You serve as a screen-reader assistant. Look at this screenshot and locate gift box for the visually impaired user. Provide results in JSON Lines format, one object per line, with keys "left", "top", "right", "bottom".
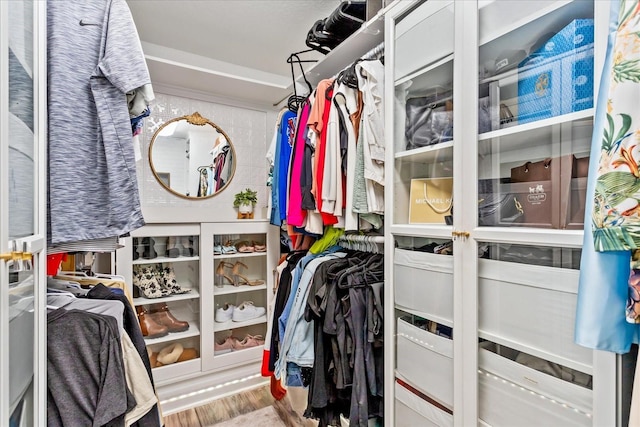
{"left": 529, "top": 19, "right": 594, "bottom": 59}
{"left": 517, "top": 44, "right": 593, "bottom": 123}
{"left": 517, "top": 19, "right": 594, "bottom": 124}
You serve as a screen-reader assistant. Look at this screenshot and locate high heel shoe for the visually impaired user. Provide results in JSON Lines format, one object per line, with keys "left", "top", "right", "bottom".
{"left": 215, "top": 262, "right": 235, "bottom": 287}
{"left": 133, "top": 266, "right": 172, "bottom": 298}
{"left": 231, "top": 261, "right": 265, "bottom": 286}
{"left": 157, "top": 266, "right": 191, "bottom": 294}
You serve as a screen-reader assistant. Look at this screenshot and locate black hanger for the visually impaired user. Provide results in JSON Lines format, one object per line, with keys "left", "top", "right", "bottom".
{"left": 286, "top": 50, "right": 316, "bottom": 113}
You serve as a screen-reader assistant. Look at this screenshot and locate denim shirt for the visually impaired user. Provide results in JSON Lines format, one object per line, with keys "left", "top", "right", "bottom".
{"left": 275, "top": 248, "right": 345, "bottom": 381}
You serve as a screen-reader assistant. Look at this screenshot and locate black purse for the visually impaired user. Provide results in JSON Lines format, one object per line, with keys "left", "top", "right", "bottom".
{"left": 478, "top": 179, "right": 524, "bottom": 226}
{"left": 405, "top": 93, "right": 453, "bottom": 150}
{"left": 478, "top": 193, "right": 524, "bottom": 226}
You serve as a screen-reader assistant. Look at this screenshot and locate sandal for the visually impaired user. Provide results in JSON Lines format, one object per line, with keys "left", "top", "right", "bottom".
{"left": 221, "top": 241, "right": 237, "bottom": 254}
{"left": 252, "top": 241, "right": 266, "bottom": 252}
{"left": 235, "top": 240, "right": 255, "bottom": 253}
{"left": 231, "top": 261, "right": 265, "bottom": 287}
{"left": 215, "top": 262, "right": 234, "bottom": 287}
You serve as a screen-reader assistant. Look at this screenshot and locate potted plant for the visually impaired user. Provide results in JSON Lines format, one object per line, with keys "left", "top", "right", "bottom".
{"left": 233, "top": 188, "right": 258, "bottom": 215}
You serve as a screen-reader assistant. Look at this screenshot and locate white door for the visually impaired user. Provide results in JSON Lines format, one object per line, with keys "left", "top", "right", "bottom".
{"left": 0, "top": 0, "right": 47, "bottom": 425}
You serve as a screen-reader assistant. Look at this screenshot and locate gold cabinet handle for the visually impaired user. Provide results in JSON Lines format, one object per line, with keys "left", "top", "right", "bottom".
{"left": 0, "top": 253, "right": 13, "bottom": 262}
{"left": 451, "top": 230, "right": 470, "bottom": 240}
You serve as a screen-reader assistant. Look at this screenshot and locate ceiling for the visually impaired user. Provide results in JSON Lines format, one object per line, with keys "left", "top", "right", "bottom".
{"left": 126, "top": 0, "right": 344, "bottom": 106}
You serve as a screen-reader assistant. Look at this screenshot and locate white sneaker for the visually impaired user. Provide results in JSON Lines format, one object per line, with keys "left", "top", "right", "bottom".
{"left": 215, "top": 303, "right": 235, "bottom": 323}
{"left": 232, "top": 301, "right": 266, "bottom": 322}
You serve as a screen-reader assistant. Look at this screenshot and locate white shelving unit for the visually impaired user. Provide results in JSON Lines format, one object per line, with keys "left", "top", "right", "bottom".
{"left": 384, "top": 1, "right": 631, "bottom": 426}
{"left": 116, "top": 221, "right": 278, "bottom": 392}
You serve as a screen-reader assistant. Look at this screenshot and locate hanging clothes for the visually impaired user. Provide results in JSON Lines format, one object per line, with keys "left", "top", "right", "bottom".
{"left": 270, "top": 110, "right": 298, "bottom": 226}
{"left": 47, "top": 308, "right": 134, "bottom": 427}
{"left": 575, "top": 0, "right": 640, "bottom": 353}
{"left": 47, "top": 0, "right": 153, "bottom": 246}
{"left": 288, "top": 97, "right": 313, "bottom": 227}
{"left": 267, "top": 235, "right": 384, "bottom": 427}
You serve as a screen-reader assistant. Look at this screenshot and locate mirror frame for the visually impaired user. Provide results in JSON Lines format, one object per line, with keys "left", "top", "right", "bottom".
{"left": 148, "top": 111, "right": 236, "bottom": 200}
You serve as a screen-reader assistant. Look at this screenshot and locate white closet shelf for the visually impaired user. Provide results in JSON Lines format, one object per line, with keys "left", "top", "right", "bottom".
{"left": 133, "top": 255, "right": 200, "bottom": 265}
{"left": 478, "top": 330, "right": 593, "bottom": 375}
{"left": 478, "top": 0, "right": 592, "bottom": 62}
{"left": 214, "top": 315, "right": 267, "bottom": 332}
{"left": 133, "top": 290, "right": 200, "bottom": 307}
{"left": 151, "top": 358, "right": 201, "bottom": 383}
{"left": 390, "top": 224, "right": 453, "bottom": 240}
{"left": 471, "top": 227, "right": 584, "bottom": 248}
{"left": 395, "top": 141, "right": 454, "bottom": 163}
{"left": 394, "top": 305, "right": 453, "bottom": 329}
{"left": 296, "top": 11, "right": 385, "bottom": 88}
{"left": 214, "top": 283, "right": 267, "bottom": 296}
{"left": 214, "top": 345, "right": 262, "bottom": 360}
{"left": 144, "top": 323, "right": 200, "bottom": 346}
{"left": 213, "top": 252, "right": 267, "bottom": 260}
{"left": 477, "top": 109, "right": 594, "bottom": 142}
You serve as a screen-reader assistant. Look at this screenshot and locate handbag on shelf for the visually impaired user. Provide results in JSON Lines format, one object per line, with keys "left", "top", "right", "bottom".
{"left": 405, "top": 93, "right": 453, "bottom": 150}
{"left": 478, "top": 179, "right": 524, "bottom": 226}
{"left": 409, "top": 177, "right": 453, "bottom": 224}
{"left": 478, "top": 193, "right": 524, "bottom": 226}
{"left": 508, "top": 155, "right": 575, "bottom": 228}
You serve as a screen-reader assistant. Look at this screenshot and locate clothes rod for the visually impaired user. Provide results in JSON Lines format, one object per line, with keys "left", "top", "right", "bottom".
{"left": 339, "top": 234, "right": 385, "bottom": 243}
{"left": 362, "top": 42, "right": 384, "bottom": 61}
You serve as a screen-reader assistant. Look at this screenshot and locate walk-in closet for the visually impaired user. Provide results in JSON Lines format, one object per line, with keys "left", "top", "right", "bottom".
{"left": 3, "top": 0, "right": 640, "bottom": 426}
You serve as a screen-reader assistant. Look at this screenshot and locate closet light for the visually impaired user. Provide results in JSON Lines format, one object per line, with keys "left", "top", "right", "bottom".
{"left": 477, "top": 368, "right": 592, "bottom": 419}
{"left": 397, "top": 331, "right": 438, "bottom": 350}
{"left": 159, "top": 373, "right": 263, "bottom": 405}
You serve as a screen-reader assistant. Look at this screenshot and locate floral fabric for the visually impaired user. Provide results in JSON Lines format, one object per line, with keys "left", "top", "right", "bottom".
{"left": 591, "top": 0, "right": 640, "bottom": 323}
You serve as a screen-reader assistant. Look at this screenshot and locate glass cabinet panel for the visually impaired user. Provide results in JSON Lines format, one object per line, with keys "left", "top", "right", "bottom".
{"left": 212, "top": 232, "right": 268, "bottom": 366}
{"left": 393, "top": 0, "right": 455, "bottom": 227}
{"left": 477, "top": 0, "right": 594, "bottom": 231}
{"left": 4, "top": 0, "right": 38, "bottom": 424}
{"left": 130, "top": 231, "right": 202, "bottom": 382}
{"left": 477, "top": 1, "right": 596, "bottom": 425}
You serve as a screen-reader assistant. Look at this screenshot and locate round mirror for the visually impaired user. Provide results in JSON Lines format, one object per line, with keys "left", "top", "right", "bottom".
{"left": 149, "top": 112, "right": 236, "bottom": 199}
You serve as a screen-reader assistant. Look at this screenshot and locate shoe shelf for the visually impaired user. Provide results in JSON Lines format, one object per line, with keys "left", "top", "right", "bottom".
{"left": 213, "top": 252, "right": 266, "bottom": 260}
{"left": 144, "top": 322, "right": 201, "bottom": 346}
{"left": 133, "top": 290, "right": 201, "bottom": 307}
{"left": 214, "top": 283, "right": 267, "bottom": 296}
{"left": 133, "top": 255, "right": 200, "bottom": 265}
{"left": 150, "top": 358, "right": 201, "bottom": 384}
{"left": 214, "top": 346, "right": 262, "bottom": 358}
{"left": 213, "top": 315, "right": 267, "bottom": 332}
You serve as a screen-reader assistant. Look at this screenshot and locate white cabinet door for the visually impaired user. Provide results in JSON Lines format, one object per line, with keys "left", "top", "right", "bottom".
{"left": 0, "top": 0, "right": 47, "bottom": 425}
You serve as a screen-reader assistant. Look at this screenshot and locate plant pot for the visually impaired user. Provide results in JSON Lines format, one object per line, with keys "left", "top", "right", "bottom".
{"left": 238, "top": 203, "right": 254, "bottom": 214}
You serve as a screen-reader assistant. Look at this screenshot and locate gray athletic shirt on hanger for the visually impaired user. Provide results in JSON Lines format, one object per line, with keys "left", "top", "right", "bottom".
{"left": 47, "top": 0, "right": 152, "bottom": 245}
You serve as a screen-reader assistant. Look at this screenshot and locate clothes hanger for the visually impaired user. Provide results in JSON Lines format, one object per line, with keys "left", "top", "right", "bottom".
{"left": 286, "top": 52, "right": 315, "bottom": 113}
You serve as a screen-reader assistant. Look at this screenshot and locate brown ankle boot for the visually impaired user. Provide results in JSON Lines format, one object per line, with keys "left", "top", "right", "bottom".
{"left": 148, "top": 303, "right": 190, "bottom": 333}
{"left": 136, "top": 305, "right": 169, "bottom": 338}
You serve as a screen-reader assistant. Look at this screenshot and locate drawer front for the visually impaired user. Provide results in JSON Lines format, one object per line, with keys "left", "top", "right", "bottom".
{"left": 478, "top": 259, "right": 592, "bottom": 371}
{"left": 394, "top": 249, "right": 453, "bottom": 324}
{"left": 397, "top": 318, "right": 453, "bottom": 407}
{"left": 395, "top": 382, "right": 453, "bottom": 427}
{"left": 479, "top": 347, "right": 592, "bottom": 427}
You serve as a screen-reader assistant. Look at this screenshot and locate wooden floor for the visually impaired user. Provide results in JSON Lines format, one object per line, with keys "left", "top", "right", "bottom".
{"left": 163, "top": 385, "right": 311, "bottom": 427}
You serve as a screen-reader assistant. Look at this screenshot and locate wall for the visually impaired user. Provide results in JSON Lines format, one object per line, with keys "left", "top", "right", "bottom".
{"left": 137, "top": 90, "right": 276, "bottom": 223}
